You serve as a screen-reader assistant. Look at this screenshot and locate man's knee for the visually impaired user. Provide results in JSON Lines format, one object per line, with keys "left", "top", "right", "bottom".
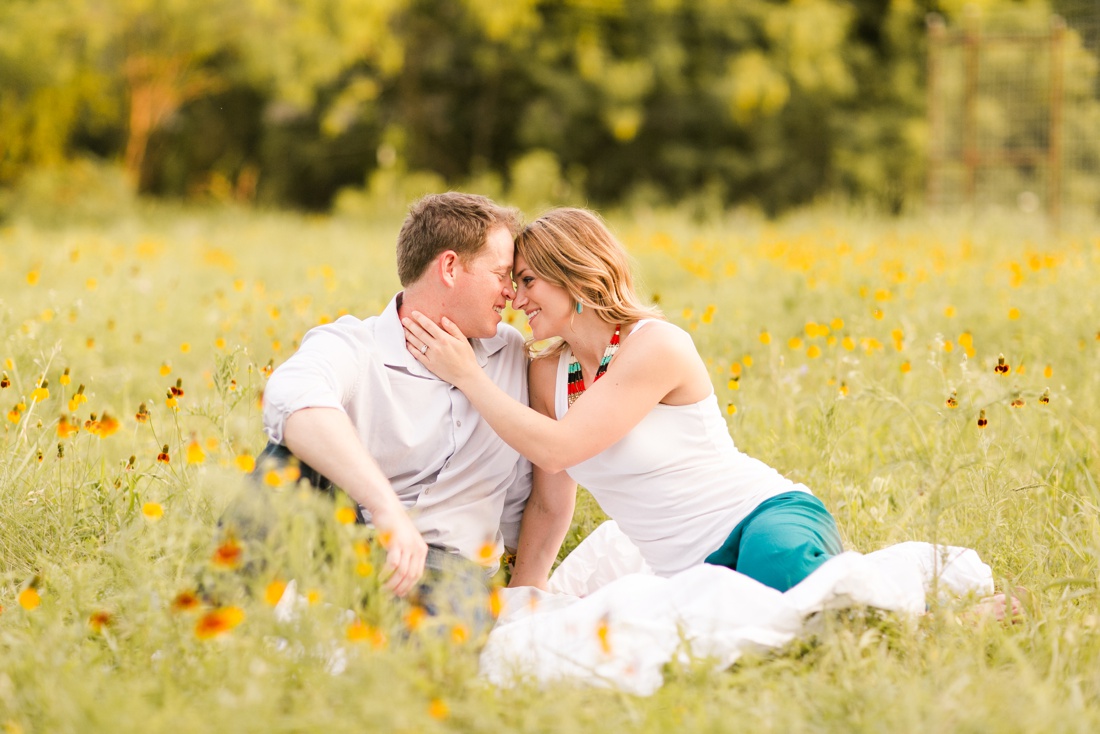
{"left": 250, "top": 442, "right": 332, "bottom": 491}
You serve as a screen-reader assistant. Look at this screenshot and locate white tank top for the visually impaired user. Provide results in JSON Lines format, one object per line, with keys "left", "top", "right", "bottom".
{"left": 555, "top": 320, "right": 810, "bottom": 576}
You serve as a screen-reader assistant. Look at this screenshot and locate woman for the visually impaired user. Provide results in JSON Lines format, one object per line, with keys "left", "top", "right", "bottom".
{"left": 402, "top": 207, "right": 844, "bottom": 593}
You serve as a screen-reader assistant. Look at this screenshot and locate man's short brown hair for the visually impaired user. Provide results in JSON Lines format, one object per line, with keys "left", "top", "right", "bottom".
{"left": 396, "top": 193, "right": 522, "bottom": 286}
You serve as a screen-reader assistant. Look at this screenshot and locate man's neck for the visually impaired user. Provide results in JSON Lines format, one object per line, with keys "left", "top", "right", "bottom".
{"left": 396, "top": 287, "right": 442, "bottom": 326}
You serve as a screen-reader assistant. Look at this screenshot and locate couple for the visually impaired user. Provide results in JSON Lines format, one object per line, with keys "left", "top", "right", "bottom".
{"left": 260, "top": 192, "right": 841, "bottom": 611}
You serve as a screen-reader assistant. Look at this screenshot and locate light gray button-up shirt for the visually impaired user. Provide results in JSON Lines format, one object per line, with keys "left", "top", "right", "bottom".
{"left": 262, "top": 294, "right": 532, "bottom": 564}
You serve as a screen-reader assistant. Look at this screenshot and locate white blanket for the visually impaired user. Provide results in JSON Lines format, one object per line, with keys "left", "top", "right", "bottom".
{"left": 480, "top": 521, "right": 994, "bottom": 695}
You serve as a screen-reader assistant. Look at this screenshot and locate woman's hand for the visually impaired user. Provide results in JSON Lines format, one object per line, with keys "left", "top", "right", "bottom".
{"left": 403, "top": 312, "right": 481, "bottom": 387}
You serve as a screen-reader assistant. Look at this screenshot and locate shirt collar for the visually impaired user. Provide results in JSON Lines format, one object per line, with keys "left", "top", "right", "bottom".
{"left": 377, "top": 293, "right": 509, "bottom": 372}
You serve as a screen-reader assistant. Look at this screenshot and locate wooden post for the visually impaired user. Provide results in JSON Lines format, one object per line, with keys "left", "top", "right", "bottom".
{"left": 926, "top": 14, "right": 946, "bottom": 211}
{"left": 962, "top": 8, "right": 981, "bottom": 209}
{"left": 1048, "top": 16, "right": 1066, "bottom": 232}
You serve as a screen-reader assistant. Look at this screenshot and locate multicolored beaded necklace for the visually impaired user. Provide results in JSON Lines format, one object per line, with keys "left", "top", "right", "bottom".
{"left": 566, "top": 325, "right": 621, "bottom": 406}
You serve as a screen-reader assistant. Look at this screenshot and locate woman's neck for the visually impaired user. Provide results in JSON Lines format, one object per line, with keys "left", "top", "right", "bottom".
{"left": 564, "top": 319, "right": 621, "bottom": 374}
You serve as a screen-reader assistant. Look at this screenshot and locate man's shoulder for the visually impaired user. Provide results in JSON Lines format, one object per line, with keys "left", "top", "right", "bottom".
{"left": 483, "top": 321, "right": 528, "bottom": 357}
{"left": 287, "top": 313, "right": 392, "bottom": 369}
{"left": 496, "top": 321, "right": 526, "bottom": 345}
{"left": 300, "top": 313, "right": 377, "bottom": 343}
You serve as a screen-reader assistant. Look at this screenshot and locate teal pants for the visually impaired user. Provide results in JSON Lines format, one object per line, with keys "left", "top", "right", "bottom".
{"left": 704, "top": 491, "right": 843, "bottom": 592}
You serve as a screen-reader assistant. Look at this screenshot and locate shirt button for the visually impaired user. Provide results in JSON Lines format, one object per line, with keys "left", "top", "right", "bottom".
{"left": 456, "top": 420, "right": 462, "bottom": 427}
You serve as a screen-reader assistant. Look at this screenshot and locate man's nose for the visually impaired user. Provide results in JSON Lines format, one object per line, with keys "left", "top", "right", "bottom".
{"left": 503, "top": 280, "right": 517, "bottom": 300}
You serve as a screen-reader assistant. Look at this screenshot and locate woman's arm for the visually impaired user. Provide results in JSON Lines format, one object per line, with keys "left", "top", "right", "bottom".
{"left": 509, "top": 465, "right": 577, "bottom": 589}
{"left": 403, "top": 314, "right": 704, "bottom": 473}
{"left": 508, "top": 358, "right": 577, "bottom": 588}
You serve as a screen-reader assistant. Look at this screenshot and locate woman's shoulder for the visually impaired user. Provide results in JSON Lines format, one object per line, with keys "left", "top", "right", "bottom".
{"left": 623, "top": 318, "right": 695, "bottom": 355}
{"left": 527, "top": 350, "right": 563, "bottom": 415}
{"left": 618, "top": 318, "right": 708, "bottom": 393}
{"left": 529, "top": 350, "right": 562, "bottom": 380}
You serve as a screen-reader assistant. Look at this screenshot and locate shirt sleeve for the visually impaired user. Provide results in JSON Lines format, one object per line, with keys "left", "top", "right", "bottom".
{"left": 262, "top": 322, "right": 364, "bottom": 445}
{"left": 494, "top": 326, "right": 534, "bottom": 549}
{"left": 498, "top": 456, "right": 532, "bottom": 550}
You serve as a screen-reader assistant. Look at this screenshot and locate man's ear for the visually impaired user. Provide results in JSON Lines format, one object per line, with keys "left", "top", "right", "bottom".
{"left": 436, "top": 250, "right": 460, "bottom": 288}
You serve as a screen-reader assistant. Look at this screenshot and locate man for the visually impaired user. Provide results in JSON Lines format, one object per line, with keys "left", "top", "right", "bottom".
{"left": 257, "top": 193, "right": 531, "bottom": 600}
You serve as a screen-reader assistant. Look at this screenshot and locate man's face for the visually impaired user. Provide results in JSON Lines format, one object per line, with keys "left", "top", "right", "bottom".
{"left": 446, "top": 225, "right": 517, "bottom": 339}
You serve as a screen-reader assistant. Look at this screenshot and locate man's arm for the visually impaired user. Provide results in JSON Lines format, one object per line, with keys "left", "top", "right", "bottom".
{"left": 283, "top": 407, "right": 427, "bottom": 597}
{"left": 262, "top": 324, "right": 428, "bottom": 597}
{"left": 508, "top": 465, "right": 576, "bottom": 589}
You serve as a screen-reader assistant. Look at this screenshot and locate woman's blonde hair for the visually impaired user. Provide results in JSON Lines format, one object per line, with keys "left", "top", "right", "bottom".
{"left": 515, "top": 207, "right": 664, "bottom": 358}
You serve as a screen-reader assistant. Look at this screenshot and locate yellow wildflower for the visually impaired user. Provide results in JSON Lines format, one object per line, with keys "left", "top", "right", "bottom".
{"left": 171, "top": 590, "right": 202, "bottom": 613}
{"left": 194, "top": 606, "right": 245, "bottom": 640}
{"left": 488, "top": 587, "right": 503, "bottom": 619}
{"left": 186, "top": 439, "right": 205, "bottom": 465}
{"left": 18, "top": 587, "right": 41, "bottom": 611}
{"left": 88, "top": 611, "right": 113, "bottom": 633}
{"left": 30, "top": 380, "right": 48, "bottom": 403}
{"left": 264, "top": 580, "right": 287, "bottom": 606}
{"left": 68, "top": 384, "right": 88, "bottom": 412}
{"left": 211, "top": 536, "right": 243, "bottom": 570}
{"left": 57, "top": 415, "right": 79, "bottom": 439}
{"left": 428, "top": 699, "right": 449, "bottom": 721}
{"left": 346, "top": 620, "right": 387, "bottom": 648}
{"left": 404, "top": 606, "right": 427, "bottom": 632}
{"left": 596, "top": 614, "right": 612, "bottom": 654}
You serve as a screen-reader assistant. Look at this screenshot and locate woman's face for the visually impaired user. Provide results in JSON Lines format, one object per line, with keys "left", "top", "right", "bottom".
{"left": 510, "top": 252, "right": 573, "bottom": 340}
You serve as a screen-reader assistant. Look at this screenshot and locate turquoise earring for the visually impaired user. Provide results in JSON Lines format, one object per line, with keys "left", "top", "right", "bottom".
{"left": 575, "top": 302, "right": 583, "bottom": 314}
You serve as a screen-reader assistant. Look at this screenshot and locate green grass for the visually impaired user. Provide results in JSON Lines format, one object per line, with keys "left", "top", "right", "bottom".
{"left": 1, "top": 202, "right": 1099, "bottom": 732}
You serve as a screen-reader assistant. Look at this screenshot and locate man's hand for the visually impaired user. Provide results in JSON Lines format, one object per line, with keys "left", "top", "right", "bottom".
{"left": 283, "top": 408, "right": 429, "bottom": 598}
{"left": 372, "top": 504, "right": 429, "bottom": 597}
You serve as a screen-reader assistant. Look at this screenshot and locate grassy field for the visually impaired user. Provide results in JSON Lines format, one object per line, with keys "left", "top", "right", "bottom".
{"left": 1, "top": 202, "right": 1099, "bottom": 732}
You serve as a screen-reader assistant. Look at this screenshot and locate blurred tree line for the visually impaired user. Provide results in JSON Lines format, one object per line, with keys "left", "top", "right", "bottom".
{"left": 0, "top": 0, "right": 1094, "bottom": 215}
